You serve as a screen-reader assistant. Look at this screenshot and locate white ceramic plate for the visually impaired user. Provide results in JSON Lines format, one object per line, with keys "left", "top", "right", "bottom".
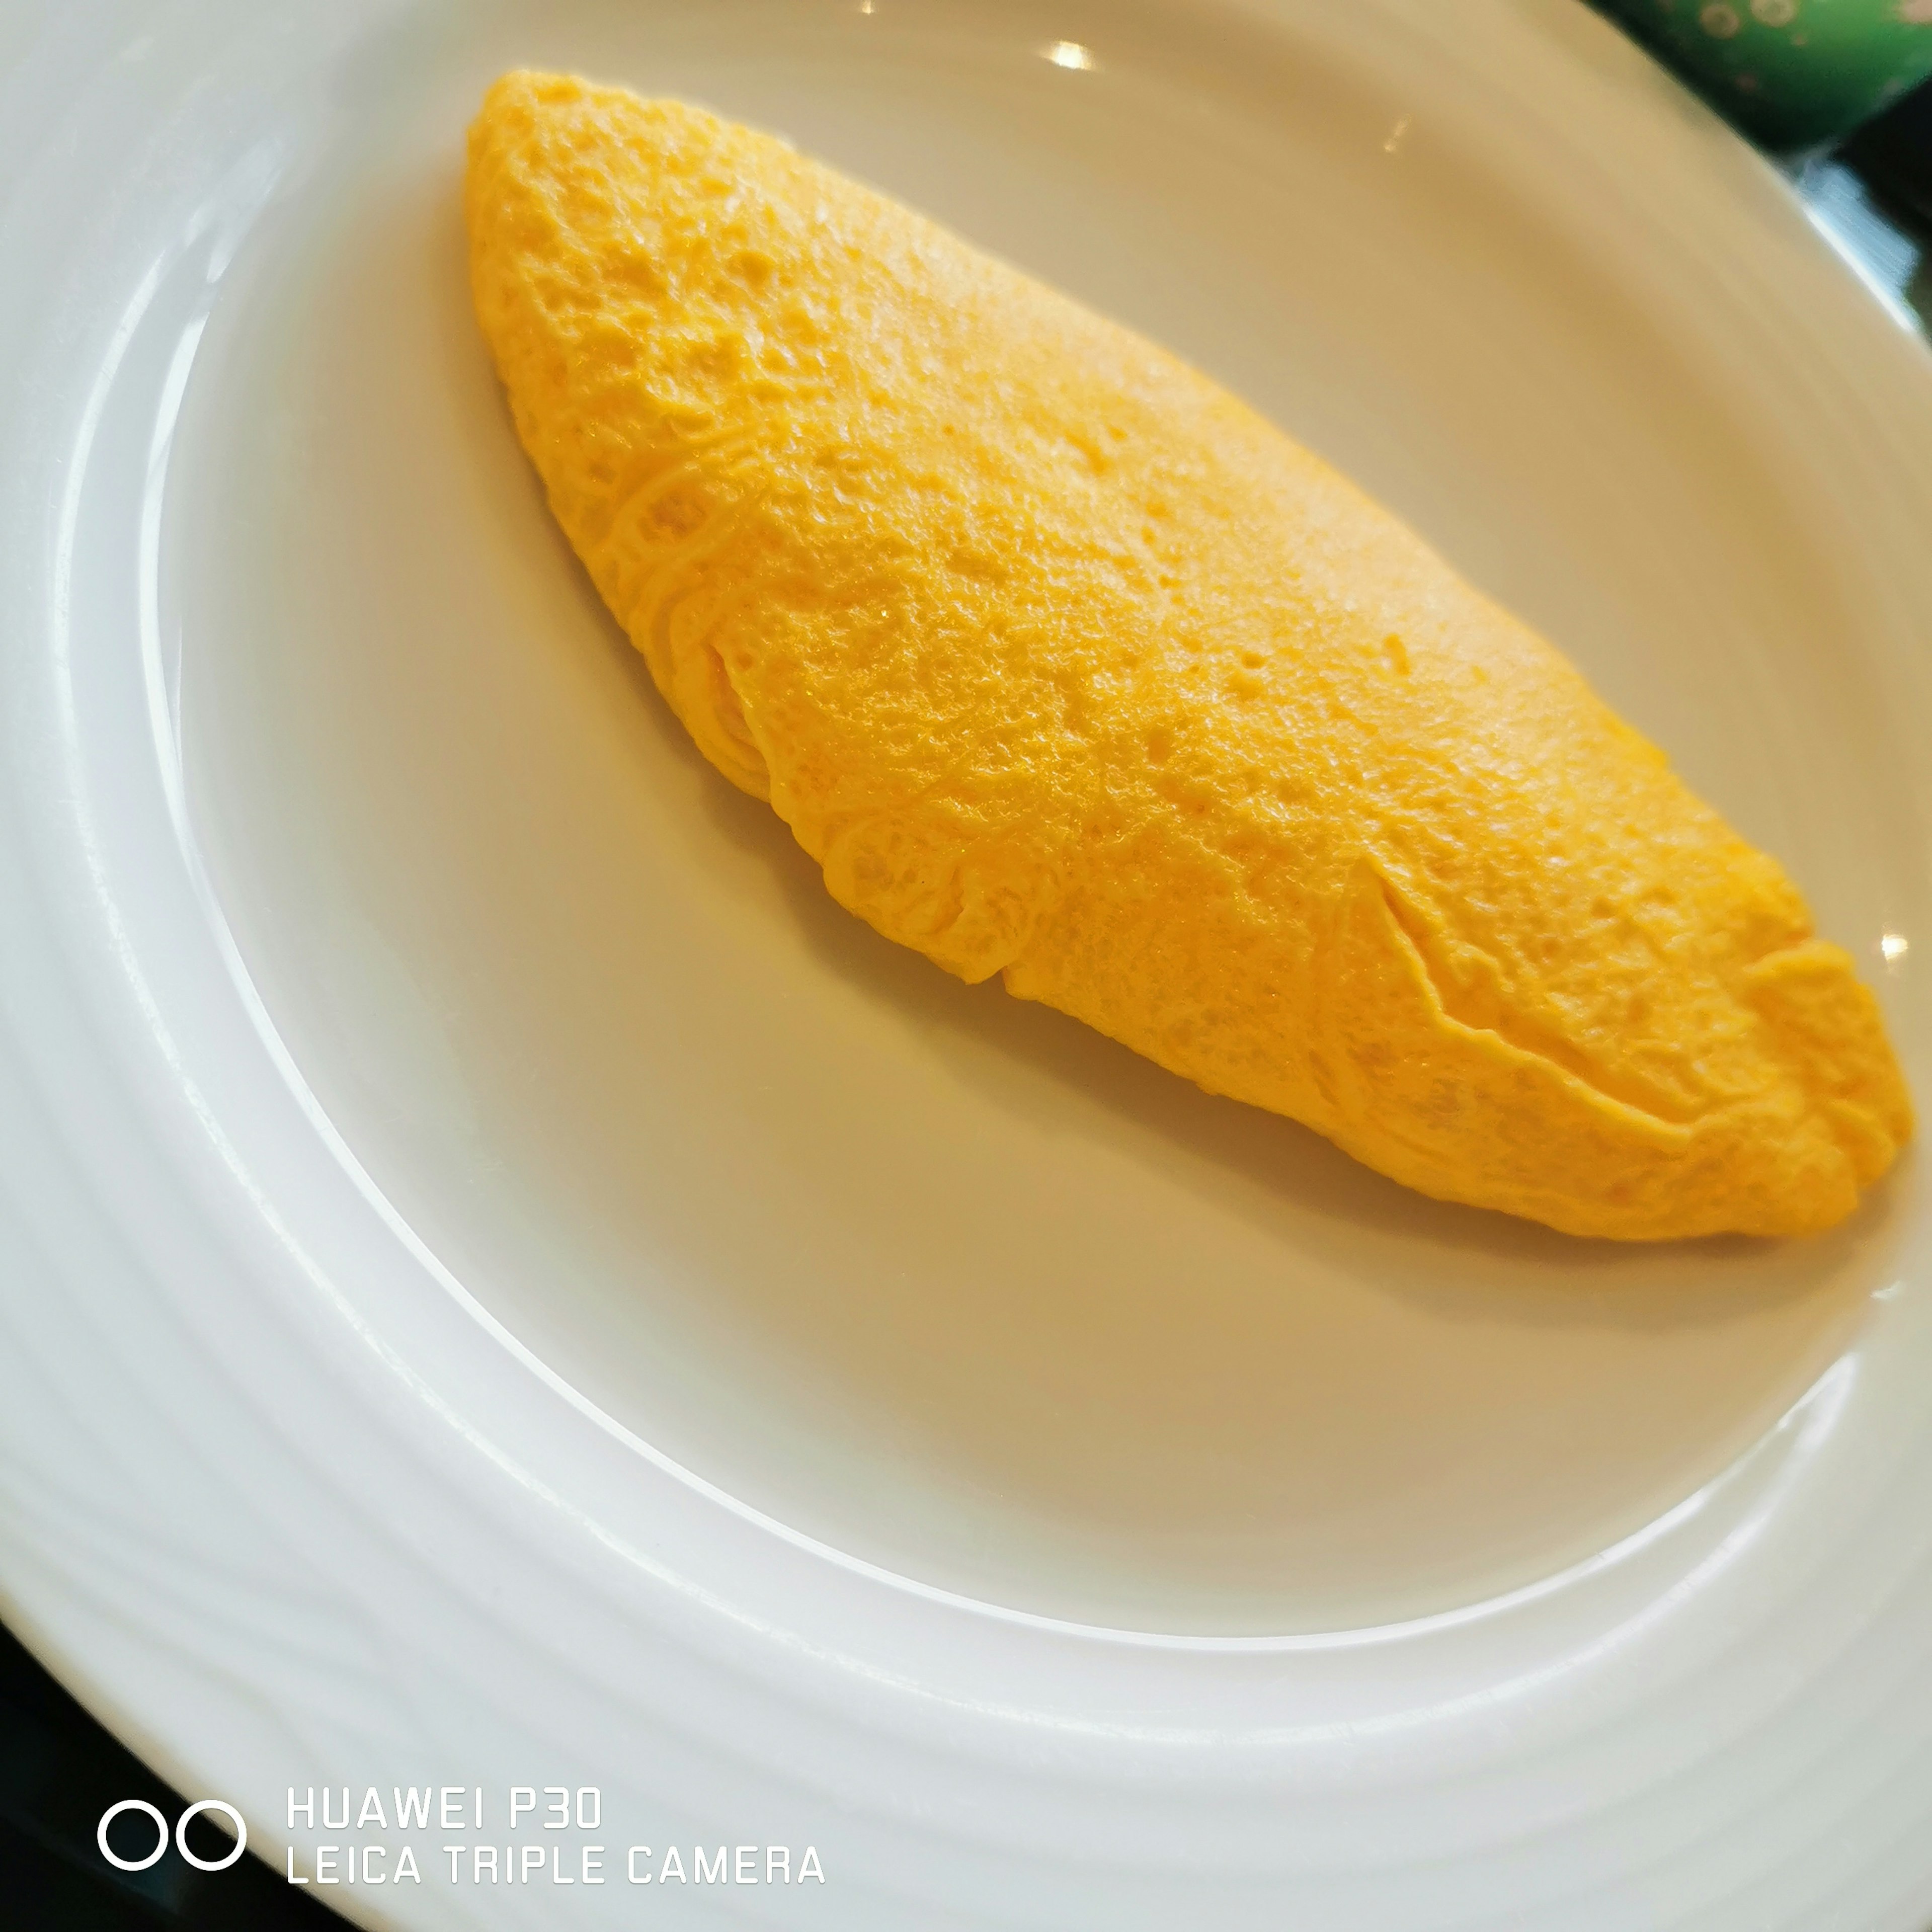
{"left": 4, "top": 1, "right": 1930, "bottom": 1925}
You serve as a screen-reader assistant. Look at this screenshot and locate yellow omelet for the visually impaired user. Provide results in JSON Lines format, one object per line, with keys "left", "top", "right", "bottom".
{"left": 465, "top": 71, "right": 1911, "bottom": 1240}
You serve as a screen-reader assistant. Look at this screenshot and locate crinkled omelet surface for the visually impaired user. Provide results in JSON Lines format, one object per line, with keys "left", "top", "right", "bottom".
{"left": 466, "top": 71, "right": 1911, "bottom": 1239}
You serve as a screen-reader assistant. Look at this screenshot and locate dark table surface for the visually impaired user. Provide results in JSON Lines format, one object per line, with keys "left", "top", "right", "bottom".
{"left": 4, "top": 58, "right": 1928, "bottom": 1932}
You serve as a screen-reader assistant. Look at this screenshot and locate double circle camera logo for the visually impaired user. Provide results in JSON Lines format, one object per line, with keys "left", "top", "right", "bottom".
{"left": 97, "top": 1798, "right": 247, "bottom": 1873}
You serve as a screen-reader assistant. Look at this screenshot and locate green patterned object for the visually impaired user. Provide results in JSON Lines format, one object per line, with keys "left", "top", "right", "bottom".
{"left": 1594, "top": 0, "right": 1932, "bottom": 148}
